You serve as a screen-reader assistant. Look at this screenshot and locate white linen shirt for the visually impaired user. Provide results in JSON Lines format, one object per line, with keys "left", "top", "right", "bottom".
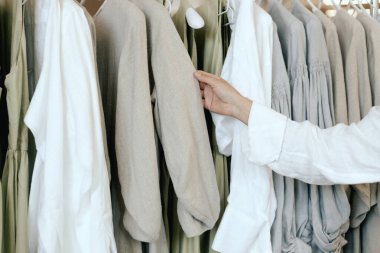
{"left": 25, "top": 1, "right": 116, "bottom": 252}
{"left": 248, "top": 104, "right": 380, "bottom": 185}
{"left": 212, "top": 0, "right": 275, "bottom": 252}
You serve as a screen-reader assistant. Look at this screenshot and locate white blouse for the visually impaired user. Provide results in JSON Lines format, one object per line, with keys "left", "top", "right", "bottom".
{"left": 25, "top": 1, "right": 116, "bottom": 252}
{"left": 247, "top": 103, "right": 380, "bottom": 185}
{"left": 212, "top": 0, "right": 275, "bottom": 252}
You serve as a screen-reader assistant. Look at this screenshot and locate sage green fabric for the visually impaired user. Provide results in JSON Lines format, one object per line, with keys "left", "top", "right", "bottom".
{"left": 194, "top": 1, "right": 229, "bottom": 253}
{"left": 1, "top": 0, "right": 29, "bottom": 253}
{"left": 169, "top": 1, "right": 229, "bottom": 253}
{"left": 168, "top": 1, "right": 201, "bottom": 252}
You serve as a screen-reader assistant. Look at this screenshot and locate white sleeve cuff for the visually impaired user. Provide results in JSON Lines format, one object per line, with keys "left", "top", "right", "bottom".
{"left": 243, "top": 103, "right": 288, "bottom": 165}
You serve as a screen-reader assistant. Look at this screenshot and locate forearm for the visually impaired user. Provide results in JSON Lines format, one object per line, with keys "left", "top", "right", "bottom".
{"left": 246, "top": 103, "right": 380, "bottom": 185}
{"left": 230, "top": 95, "right": 253, "bottom": 125}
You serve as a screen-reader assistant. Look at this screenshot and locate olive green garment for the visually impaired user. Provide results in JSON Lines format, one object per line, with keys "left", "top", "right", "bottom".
{"left": 194, "top": 1, "right": 229, "bottom": 253}
{"left": 171, "top": 0, "right": 198, "bottom": 67}
{"left": 167, "top": 1, "right": 202, "bottom": 252}
{"left": 23, "top": 0, "right": 37, "bottom": 193}
{"left": 2, "top": 0, "right": 29, "bottom": 253}
{"left": 169, "top": 1, "right": 229, "bottom": 253}
{"left": 0, "top": 0, "right": 9, "bottom": 172}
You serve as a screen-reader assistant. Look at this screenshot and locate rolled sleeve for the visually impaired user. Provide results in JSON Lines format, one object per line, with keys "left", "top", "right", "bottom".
{"left": 245, "top": 103, "right": 288, "bottom": 165}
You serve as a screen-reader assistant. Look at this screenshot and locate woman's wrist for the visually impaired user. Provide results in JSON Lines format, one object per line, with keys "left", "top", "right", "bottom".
{"left": 231, "top": 95, "right": 253, "bottom": 125}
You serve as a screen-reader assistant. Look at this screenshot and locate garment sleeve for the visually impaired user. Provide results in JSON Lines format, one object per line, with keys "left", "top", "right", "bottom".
{"left": 151, "top": 12, "right": 220, "bottom": 237}
{"left": 115, "top": 13, "right": 162, "bottom": 242}
{"left": 247, "top": 103, "right": 380, "bottom": 185}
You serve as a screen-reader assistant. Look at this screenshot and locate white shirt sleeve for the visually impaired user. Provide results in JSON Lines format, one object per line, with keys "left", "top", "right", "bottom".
{"left": 247, "top": 103, "right": 380, "bottom": 185}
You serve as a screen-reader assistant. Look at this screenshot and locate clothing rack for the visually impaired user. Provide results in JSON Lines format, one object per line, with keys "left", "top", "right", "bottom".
{"left": 302, "top": 0, "right": 379, "bottom": 14}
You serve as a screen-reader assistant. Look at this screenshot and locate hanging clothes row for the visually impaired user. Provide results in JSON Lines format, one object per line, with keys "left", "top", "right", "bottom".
{"left": 206, "top": 0, "right": 380, "bottom": 252}
{"left": 18, "top": 0, "right": 220, "bottom": 252}
{"left": 1, "top": 0, "right": 380, "bottom": 253}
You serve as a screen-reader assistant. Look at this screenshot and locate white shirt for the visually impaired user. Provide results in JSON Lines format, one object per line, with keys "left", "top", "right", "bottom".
{"left": 212, "top": 0, "right": 275, "bottom": 252}
{"left": 25, "top": 1, "right": 116, "bottom": 252}
{"left": 247, "top": 103, "right": 380, "bottom": 185}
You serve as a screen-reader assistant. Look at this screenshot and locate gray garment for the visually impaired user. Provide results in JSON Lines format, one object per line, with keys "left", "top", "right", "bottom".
{"left": 94, "top": 0, "right": 161, "bottom": 251}
{"left": 333, "top": 10, "right": 373, "bottom": 253}
{"left": 357, "top": 13, "right": 380, "bottom": 106}
{"left": 267, "top": 1, "right": 310, "bottom": 252}
{"left": 268, "top": 0, "right": 309, "bottom": 122}
{"left": 314, "top": 10, "right": 348, "bottom": 125}
{"left": 356, "top": 12, "right": 380, "bottom": 253}
{"left": 290, "top": 7, "right": 350, "bottom": 253}
{"left": 289, "top": 3, "right": 350, "bottom": 253}
{"left": 132, "top": 0, "right": 220, "bottom": 237}
{"left": 361, "top": 185, "right": 380, "bottom": 253}
{"left": 290, "top": 0, "right": 333, "bottom": 128}
{"left": 270, "top": 23, "right": 295, "bottom": 253}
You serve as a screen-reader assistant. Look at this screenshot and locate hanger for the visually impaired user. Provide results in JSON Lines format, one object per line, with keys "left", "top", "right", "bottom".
{"left": 331, "top": 0, "right": 341, "bottom": 10}
{"left": 306, "top": 0, "right": 318, "bottom": 12}
{"left": 317, "top": 0, "right": 323, "bottom": 10}
{"left": 358, "top": 0, "right": 366, "bottom": 10}
{"left": 166, "top": 0, "right": 180, "bottom": 16}
{"left": 218, "top": 0, "right": 235, "bottom": 26}
{"left": 346, "top": 0, "right": 360, "bottom": 12}
{"left": 358, "top": 0, "right": 373, "bottom": 15}
{"left": 218, "top": 0, "right": 231, "bottom": 16}
{"left": 166, "top": 0, "right": 173, "bottom": 14}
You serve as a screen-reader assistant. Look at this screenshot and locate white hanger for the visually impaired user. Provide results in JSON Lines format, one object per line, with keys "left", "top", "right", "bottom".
{"left": 364, "top": 0, "right": 374, "bottom": 9}
{"left": 166, "top": 0, "right": 173, "bottom": 14}
{"left": 317, "top": 0, "right": 323, "bottom": 9}
{"left": 331, "top": 0, "right": 341, "bottom": 10}
{"left": 218, "top": 0, "right": 235, "bottom": 26}
{"left": 166, "top": 0, "right": 181, "bottom": 17}
{"left": 306, "top": 0, "right": 318, "bottom": 12}
{"left": 94, "top": 0, "right": 107, "bottom": 17}
{"left": 185, "top": 8, "right": 205, "bottom": 29}
{"left": 348, "top": 0, "right": 361, "bottom": 13}
{"left": 358, "top": 0, "right": 372, "bottom": 14}
{"left": 218, "top": 0, "right": 231, "bottom": 16}
{"left": 358, "top": 0, "right": 366, "bottom": 10}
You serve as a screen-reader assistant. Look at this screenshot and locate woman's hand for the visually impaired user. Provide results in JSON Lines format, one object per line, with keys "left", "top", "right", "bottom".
{"left": 194, "top": 70, "right": 253, "bottom": 125}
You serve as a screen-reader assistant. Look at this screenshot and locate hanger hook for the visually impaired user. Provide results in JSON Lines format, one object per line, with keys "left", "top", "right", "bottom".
{"left": 218, "top": 0, "right": 231, "bottom": 16}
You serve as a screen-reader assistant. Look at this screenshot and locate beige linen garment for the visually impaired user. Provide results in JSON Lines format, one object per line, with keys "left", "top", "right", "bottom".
{"left": 132, "top": 0, "right": 220, "bottom": 240}
{"left": 94, "top": 1, "right": 161, "bottom": 252}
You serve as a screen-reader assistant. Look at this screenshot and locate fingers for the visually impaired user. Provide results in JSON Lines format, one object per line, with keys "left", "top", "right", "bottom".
{"left": 194, "top": 70, "right": 220, "bottom": 86}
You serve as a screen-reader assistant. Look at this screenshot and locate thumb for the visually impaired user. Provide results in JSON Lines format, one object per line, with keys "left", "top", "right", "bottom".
{"left": 194, "top": 71, "right": 220, "bottom": 88}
